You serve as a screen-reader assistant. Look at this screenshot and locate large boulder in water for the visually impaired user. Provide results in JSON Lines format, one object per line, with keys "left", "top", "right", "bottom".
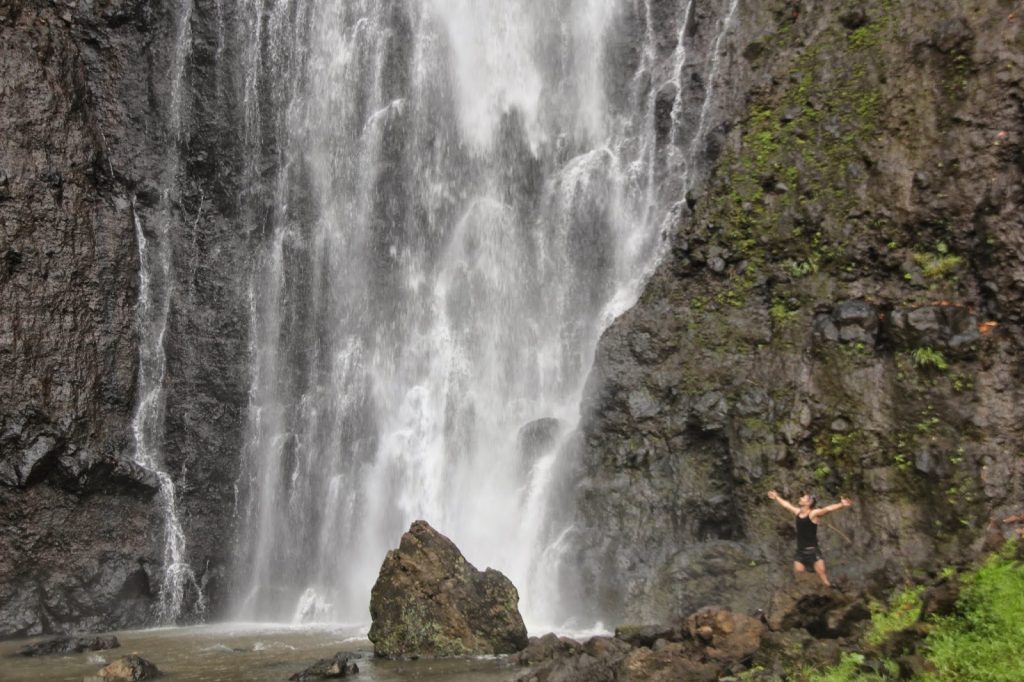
{"left": 368, "top": 520, "right": 528, "bottom": 658}
{"left": 83, "top": 655, "right": 160, "bottom": 681}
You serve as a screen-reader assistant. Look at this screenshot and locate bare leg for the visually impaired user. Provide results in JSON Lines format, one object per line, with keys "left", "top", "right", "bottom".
{"left": 813, "top": 559, "right": 830, "bottom": 587}
{"left": 793, "top": 561, "right": 806, "bottom": 576}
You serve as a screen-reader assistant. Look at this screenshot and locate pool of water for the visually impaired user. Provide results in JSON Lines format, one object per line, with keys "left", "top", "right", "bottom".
{"left": 0, "top": 624, "right": 518, "bottom": 681}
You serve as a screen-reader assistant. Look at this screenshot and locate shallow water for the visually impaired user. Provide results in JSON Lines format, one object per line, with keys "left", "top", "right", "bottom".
{"left": 0, "top": 624, "right": 516, "bottom": 681}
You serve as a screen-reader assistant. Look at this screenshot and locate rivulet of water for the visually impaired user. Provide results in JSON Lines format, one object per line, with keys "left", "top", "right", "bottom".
{"left": 128, "top": 0, "right": 204, "bottom": 624}
{"left": 229, "top": 0, "right": 740, "bottom": 630}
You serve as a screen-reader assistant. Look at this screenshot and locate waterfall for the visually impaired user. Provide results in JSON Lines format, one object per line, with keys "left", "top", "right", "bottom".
{"left": 230, "top": 0, "right": 739, "bottom": 629}
{"left": 129, "top": 0, "right": 204, "bottom": 624}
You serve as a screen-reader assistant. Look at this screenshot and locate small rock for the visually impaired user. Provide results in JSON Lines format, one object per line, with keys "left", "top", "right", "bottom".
{"left": 839, "top": 9, "right": 869, "bottom": 30}
{"left": 83, "top": 655, "right": 160, "bottom": 681}
{"left": 613, "top": 624, "right": 679, "bottom": 649}
{"left": 686, "top": 606, "right": 765, "bottom": 662}
{"left": 919, "top": 578, "right": 960, "bottom": 619}
{"left": 514, "top": 633, "right": 581, "bottom": 665}
{"left": 767, "top": 573, "right": 849, "bottom": 633}
{"left": 898, "top": 653, "right": 939, "bottom": 678}
{"left": 932, "top": 17, "right": 973, "bottom": 53}
{"left": 824, "top": 599, "right": 871, "bottom": 637}
{"left": 0, "top": 435, "right": 57, "bottom": 487}
{"left": 621, "top": 642, "right": 721, "bottom": 682}
{"left": 692, "top": 392, "right": 729, "bottom": 432}
{"left": 876, "top": 623, "right": 930, "bottom": 659}
{"left": 582, "top": 635, "right": 631, "bottom": 660}
{"left": 832, "top": 300, "right": 878, "bottom": 346}
{"left": 289, "top": 652, "right": 359, "bottom": 680}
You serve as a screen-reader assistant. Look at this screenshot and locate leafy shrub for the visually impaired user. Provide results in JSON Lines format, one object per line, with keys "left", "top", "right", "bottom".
{"left": 913, "top": 242, "right": 962, "bottom": 280}
{"left": 803, "top": 652, "right": 895, "bottom": 682}
{"left": 911, "top": 347, "right": 948, "bottom": 370}
{"left": 865, "top": 584, "right": 924, "bottom": 645}
{"left": 920, "top": 546, "right": 1024, "bottom": 681}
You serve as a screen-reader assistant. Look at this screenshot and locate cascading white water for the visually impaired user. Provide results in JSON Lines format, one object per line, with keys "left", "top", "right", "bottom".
{"left": 232, "top": 0, "right": 739, "bottom": 630}
{"left": 128, "top": 0, "right": 204, "bottom": 624}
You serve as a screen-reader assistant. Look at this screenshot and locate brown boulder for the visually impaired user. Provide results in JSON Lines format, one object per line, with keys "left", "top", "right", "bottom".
{"left": 368, "top": 520, "right": 528, "bottom": 658}
{"left": 83, "top": 655, "right": 160, "bottom": 681}
{"left": 619, "top": 642, "right": 720, "bottom": 682}
{"left": 686, "top": 606, "right": 765, "bottom": 662}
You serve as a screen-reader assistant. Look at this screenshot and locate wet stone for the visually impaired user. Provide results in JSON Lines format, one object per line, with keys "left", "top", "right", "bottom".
{"left": 17, "top": 635, "right": 120, "bottom": 657}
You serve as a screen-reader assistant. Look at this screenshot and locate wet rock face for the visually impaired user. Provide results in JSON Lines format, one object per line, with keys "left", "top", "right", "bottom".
{"left": 0, "top": 0, "right": 166, "bottom": 638}
{"left": 571, "top": 0, "right": 1024, "bottom": 625}
{"left": 368, "top": 520, "right": 528, "bottom": 658}
{"left": 0, "top": 0, "right": 249, "bottom": 635}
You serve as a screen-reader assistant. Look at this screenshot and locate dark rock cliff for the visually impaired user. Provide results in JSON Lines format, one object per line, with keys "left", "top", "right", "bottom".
{"left": 0, "top": 1, "right": 250, "bottom": 636}
{"left": 2, "top": 0, "right": 1022, "bottom": 640}
{"left": 571, "top": 0, "right": 1024, "bottom": 624}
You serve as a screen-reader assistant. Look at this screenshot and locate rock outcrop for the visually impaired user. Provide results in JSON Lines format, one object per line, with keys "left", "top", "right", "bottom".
{"left": 515, "top": 578, "right": 882, "bottom": 681}
{"left": 368, "top": 520, "right": 528, "bottom": 658}
{"left": 569, "top": 0, "right": 1024, "bottom": 625}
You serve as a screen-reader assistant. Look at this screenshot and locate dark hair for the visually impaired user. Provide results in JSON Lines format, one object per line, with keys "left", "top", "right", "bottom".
{"left": 806, "top": 493, "right": 818, "bottom": 508}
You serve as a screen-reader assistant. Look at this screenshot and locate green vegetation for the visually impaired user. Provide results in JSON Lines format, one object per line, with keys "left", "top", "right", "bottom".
{"left": 770, "top": 297, "right": 800, "bottom": 325}
{"left": 701, "top": 7, "right": 894, "bottom": 311}
{"left": 921, "top": 547, "right": 1024, "bottom": 681}
{"left": 803, "top": 544, "right": 1024, "bottom": 681}
{"left": 804, "top": 652, "right": 896, "bottom": 682}
{"left": 865, "top": 584, "right": 924, "bottom": 645}
{"left": 911, "top": 347, "right": 949, "bottom": 371}
{"left": 912, "top": 242, "right": 962, "bottom": 281}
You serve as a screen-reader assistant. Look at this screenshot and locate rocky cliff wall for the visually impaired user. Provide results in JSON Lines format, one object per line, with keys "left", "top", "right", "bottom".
{"left": 571, "top": 0, "right": 1024, "bottom": 624}
{"left": 0, "top": 0, "right": 251, "bottom": 636}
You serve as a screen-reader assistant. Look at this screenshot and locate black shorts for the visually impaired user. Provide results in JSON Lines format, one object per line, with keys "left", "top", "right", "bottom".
{"left": 794, "top": 546, "right": 823, "bottom": 570}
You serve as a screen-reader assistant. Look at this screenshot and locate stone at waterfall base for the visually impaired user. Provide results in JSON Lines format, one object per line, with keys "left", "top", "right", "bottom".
{"left": 83, "top": 655, "right": 160, "bottom": 681}
{"left": 368, "top": 520, "right": 528, "bottom": 658}
{"left": 289, "top": 652, "right": 360, "bottom": 679}
{"left": 17, "top": 635, "right": 120, "bottom": 657}
{"left": 513, "top": 579, "right": 881, "bottom": 681}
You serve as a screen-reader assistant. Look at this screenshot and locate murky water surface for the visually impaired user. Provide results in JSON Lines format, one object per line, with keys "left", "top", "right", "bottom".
{"left": 0, "top": 624, "right": 516, "bottom": 681}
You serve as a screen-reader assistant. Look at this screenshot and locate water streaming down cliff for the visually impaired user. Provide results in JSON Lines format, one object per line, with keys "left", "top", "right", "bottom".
{"left": 231, "top": 0, "right": 740, "bottom": 628}
{"left": 129, "top": 0, "right": 205, "bottom": 624}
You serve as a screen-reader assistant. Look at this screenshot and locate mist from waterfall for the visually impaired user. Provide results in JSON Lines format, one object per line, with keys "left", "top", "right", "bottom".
{"left": 230, "top": 0, "right": 738, "bottom": 630}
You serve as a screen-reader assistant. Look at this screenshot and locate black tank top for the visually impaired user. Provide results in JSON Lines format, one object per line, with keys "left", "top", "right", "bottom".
{"left": 796, "top": 513, "right": 818, "bottom": 549}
